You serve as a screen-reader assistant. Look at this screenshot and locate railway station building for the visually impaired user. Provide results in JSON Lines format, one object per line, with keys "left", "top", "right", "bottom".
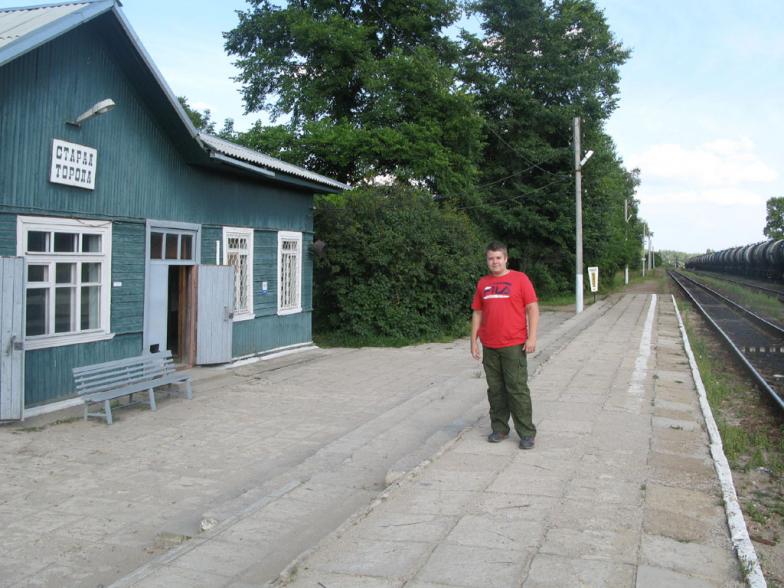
{"left": 0, "top": 0, "right": 347, "bottom": 419}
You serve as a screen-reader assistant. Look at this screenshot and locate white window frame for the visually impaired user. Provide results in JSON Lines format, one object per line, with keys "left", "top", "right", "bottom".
{"left": 222, "top": 226, "right": 255, "bottom": 321}
{"left": 277, "top": 231, "right": 303, "bottom": 315}
{"left": 16, "top": 215, "right": 113, "bottom": 350}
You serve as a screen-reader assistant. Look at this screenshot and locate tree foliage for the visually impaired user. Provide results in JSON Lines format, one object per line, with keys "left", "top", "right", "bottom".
{"left": 220, "top": 0, "right": 648, "bottom": 337}
{"left": 225, "top": 0, "right": 483, "bottom": 197}
{"left": 313, "top": 185, "right": 485, "bottom": 339}
{"left": 460, "top": 0, "right": 638, "bottom": 294}
{"left": 177, "top": 96, "right": 237, "bottom": 139}
{"left": 764, "top": 197, "right": 784, "bottom": 240}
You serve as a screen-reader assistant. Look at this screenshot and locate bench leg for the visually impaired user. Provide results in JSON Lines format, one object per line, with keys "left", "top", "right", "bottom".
{"left": 148, "top": 388, "right": 157, "bottom": 411}
{"left": 185, "top": 381, "right": 192, "bottom": 400}
{"left": 128, "top": 393, "right": 134, "bottom": 405}
{"left": 104, "top": 400, "right": 113, "bottom": 425}
{"left": 84, "top": 403, "right": 88, "bottom": 421}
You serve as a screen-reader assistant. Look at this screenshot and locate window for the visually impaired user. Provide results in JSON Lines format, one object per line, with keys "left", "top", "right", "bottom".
{"left": 223, "top": 227, "right": 254, "bottom": 320}
{"left": 148, "top": 230, "right": 195, "bottom": 261}
{"left": 278, "top": 231, "right": 302, "bottom": 315}
{"left": 17, "top": 216, "right": 112, "bottom": 348}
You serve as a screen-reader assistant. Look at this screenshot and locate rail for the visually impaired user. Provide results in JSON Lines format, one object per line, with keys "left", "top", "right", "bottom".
{"left": 691, "top": 270, "right": 784, "bottom": 300}
{"left": 669, "top": 270, "right": 784, "bottom": 412}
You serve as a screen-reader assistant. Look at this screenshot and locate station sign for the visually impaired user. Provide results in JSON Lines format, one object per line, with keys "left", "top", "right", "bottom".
{"left": 50, "top": 139, "right": 97, "bottom": 190}
{"left": 588, "top": 266, "right": 599, "bottom": 293}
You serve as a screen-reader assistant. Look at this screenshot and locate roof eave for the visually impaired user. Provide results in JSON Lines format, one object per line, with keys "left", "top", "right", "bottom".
{"left": 208, "top": 152, "right": 346, "bottom": 194}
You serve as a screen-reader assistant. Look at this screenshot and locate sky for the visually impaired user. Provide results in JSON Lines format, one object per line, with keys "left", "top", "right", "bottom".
{"left": 3, "top": 0, "right": 783, "bottom": 254}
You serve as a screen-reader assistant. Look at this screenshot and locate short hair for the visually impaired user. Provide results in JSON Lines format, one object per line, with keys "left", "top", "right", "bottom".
{"left": 485, "top": 241, "right": 508, "bottom": 255}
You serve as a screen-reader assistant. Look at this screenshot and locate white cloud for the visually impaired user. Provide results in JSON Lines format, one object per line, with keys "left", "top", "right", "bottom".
{"left": 638, "top": 186, "right": 766, "bottom": 207}
{"left": 190, "top": 101, "right": 212, "bottom": 112}
{"left": 629, "top": 139, "right": 778, "bottom": 187}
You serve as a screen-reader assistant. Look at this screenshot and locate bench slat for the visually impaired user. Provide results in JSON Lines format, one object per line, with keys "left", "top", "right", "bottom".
{"left": 73, "top": 351, "right": 175, "bottom": 376}
{"left": 72, "top": 350, "right": 191, "bottom": 425}
{"left": 82, "top": 372, "right": 190, "bottom": 402}
{"left": 74, "top": 363, "right": 172, "bottom": 389}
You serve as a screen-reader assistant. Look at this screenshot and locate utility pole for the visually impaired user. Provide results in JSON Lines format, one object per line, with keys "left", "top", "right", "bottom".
{"left": 624, "top": 198, "right": 631, "bottom": 285}
{"left": 641, "top": 222, "right": 647, "bottom": 277}
{"left": 648, "top": 232, "right": 654, "bottom": 270}
{"left": 574, "top": 117, "right": 583, "bottom": 314}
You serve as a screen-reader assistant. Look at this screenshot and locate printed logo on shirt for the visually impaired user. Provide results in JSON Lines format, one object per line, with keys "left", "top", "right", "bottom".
{"left": 483, "top": 282, "right": 512, "bottom": 299}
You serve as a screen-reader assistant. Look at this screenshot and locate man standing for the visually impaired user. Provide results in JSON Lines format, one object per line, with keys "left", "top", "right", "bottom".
{"left": 471, "top": 242, "right": 539, "bottom": 449}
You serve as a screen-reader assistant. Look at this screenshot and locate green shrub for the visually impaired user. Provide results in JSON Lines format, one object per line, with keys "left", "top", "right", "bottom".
{"left": 313, "top": 184, "right": 485, "bottom": 341}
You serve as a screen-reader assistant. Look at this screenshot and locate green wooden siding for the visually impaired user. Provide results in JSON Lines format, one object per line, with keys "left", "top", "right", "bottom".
{"left": 0, "top": 16, "right": 326, "bottom": 408}
{"left": 200, "top": 228, "right": 315, "bottom": 357}
{"left": 25, "top": 333, "right": 142, "bottom": 407}
{"left": 0, "top": 213, "right": 16, "bottom": 256}
{"left": 0, "top": 19, "right": 315, "bottom": 232}
{"left": 201, "top": 227, "right": 221, "bottom": 267}
{"left": 110, "top": 221, "right": 145, "bottom": 334}
{"left": 232, "top": 313, "right": 312, "bottom": 358}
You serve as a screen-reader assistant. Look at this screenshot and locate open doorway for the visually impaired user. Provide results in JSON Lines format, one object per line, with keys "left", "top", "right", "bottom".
{"left": 144, "top": 222, "right": 200, "bottom": 365}
{"left": 165, "top": 265, "right": 195, "bottom": 364}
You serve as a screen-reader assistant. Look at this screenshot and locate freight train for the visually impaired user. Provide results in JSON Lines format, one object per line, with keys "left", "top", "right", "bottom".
{"left": 686, "top": 239, "right": 784, "bottom": 281}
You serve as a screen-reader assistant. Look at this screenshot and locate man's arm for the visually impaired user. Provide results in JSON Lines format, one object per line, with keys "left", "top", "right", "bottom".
{"left": 524, "top": 302, "right": 539, "bottom": 353}
{"left": 471, "top": 310, "right": 482, "bottom": 360}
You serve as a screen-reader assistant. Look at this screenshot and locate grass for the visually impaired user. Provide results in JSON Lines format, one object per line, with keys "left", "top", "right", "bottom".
{"left": 681, "top": 305, "right": 784, "bottom": 476}
{"left": 680, "top": 270, "right": 784, "bottom": 323}
{"left": 538, "top": 292, "right": 576, "bottom": 307}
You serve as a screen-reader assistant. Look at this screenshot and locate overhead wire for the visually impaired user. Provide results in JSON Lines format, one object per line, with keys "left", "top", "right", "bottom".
{"left": 484, "top": 123, "right": 564, "bottom": 179}
{"left": 456, "top": 175, "right": 570, "bottom": 211}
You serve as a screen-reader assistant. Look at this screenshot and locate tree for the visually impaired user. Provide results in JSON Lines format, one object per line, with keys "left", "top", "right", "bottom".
{"left": 177, "top": 96, "right": 237, "bottom": 139}
{"left": 178, "top": 96, "right": 216, "bottom": 133}
{"left": 224, "top": 0, "right": 483, "bottom": 198}
{"left": 313, "top": 184, "right": 485, "bottom": 340}
{"left": 459, "top": 0, "right": 633, "bottom": 294}
{"left": 763, "top": 197, "right": 784, "bottom": 239}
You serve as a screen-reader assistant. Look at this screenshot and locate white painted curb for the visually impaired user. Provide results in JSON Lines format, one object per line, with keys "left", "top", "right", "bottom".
{"left": 671, "top": 294, "right": 766, "bottom": 587}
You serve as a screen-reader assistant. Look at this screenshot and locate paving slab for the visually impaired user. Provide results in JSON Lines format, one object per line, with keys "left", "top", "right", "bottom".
{"left": 277, "top": 295, "right": 746, "bottom": 588}
{"left": 2, "top": 294, "right": 751, "bottom": 587}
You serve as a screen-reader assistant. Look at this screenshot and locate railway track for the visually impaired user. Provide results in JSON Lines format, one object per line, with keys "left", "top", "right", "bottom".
{"left": 669, "top": 270, "right": 784, "bottom": 411}
{"left": 691, "top": 270, "right": 784, "bottom": 299}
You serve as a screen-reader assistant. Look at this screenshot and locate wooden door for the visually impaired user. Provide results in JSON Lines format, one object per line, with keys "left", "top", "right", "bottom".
{"left": 196, "top": 265, "right": 234, "bottom": 364}
{"left": 145, "top": 263, "right": 169, "bottom": 353}
{"left": 0, "top": 257, "right": 24, "bottom": 420}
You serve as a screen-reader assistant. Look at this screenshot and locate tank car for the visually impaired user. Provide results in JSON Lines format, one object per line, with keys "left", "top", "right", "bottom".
{"left": 684, "top": 239, "right": 784, "bottom": 282}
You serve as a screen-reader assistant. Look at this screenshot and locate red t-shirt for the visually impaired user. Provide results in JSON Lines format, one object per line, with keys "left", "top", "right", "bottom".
{"left": 471, "top": 270, "right": 537, "bottom": 348}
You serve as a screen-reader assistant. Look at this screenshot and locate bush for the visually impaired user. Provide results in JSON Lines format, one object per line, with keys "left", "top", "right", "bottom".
{"left": 313, "top": 184, "right": 485, "bottom": 341}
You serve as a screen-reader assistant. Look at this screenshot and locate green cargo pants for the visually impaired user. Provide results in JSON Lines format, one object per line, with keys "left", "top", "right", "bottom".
{"left": 482, "top": 344, "right": 536, "bottom": 438}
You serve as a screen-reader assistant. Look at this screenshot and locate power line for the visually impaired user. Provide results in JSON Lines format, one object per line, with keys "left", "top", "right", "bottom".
{"left": 475, "top": 162, "right": 542, "bottom": 190}
{"left": 456, "top": 176, "right": 570, "bottom": 211}
{"left": 484, "top": 123, "right": 563, "bottom": 178}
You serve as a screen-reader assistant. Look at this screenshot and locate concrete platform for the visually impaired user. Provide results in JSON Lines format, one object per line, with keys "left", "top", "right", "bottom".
{"left": 0, "top": 294, "right": 757, "bottom": 587}
{"left": 275, "top": 294, "right": 749, "bottom": 588}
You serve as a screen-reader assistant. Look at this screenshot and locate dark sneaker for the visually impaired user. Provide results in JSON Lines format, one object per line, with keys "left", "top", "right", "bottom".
{"left": 487, "top": 431, "right": 509, "bottom": 443}
{"left": 519, "top": 436, "right": 535, "bottom": 450}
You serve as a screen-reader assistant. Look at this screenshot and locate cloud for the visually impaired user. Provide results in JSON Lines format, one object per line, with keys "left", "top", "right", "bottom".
{"left": 629, "top": 139, "right": 778, "bottom": 187}
{"left": 190, "top": 101, "right": 212, "bottom": 112}
{"left": 638, "top": 186, "right": 766, "bottom": 207}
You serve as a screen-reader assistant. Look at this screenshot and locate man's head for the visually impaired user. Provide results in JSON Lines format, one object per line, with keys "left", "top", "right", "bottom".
{"left": 485, "top": 241, "right": 509, "bottom": 276}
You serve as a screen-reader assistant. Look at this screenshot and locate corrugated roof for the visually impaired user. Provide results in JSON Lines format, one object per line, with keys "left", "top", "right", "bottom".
{"left": 0, "top": 2, "right": 87, "bottom": 49}
{"left": 199, "top": 133, "right": 349, "bottom": 191}
{"left": 0, "top": 1, "right": 114, "bottom": 67}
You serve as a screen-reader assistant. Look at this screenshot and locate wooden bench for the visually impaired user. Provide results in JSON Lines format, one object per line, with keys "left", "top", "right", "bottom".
{"left": 73, "top": 350, "right": 192, "bottom": 425}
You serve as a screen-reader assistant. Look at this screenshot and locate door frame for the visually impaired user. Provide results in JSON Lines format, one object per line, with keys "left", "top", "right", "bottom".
{"left": 143, "top": 220, "right": 201, "bottom": 356}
